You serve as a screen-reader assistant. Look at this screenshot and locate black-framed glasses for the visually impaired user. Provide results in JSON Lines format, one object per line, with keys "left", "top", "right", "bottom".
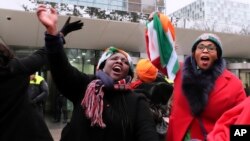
{"left": 197, "top": 45, "right": 217, "bottom": 52}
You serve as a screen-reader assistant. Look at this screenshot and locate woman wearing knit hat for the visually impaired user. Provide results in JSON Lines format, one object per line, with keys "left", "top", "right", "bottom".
{"left": 37, "top": 4, "right": 159, "bottom": 141}
{"left": 164, "top": 32, "right": 247, "bottom": 141}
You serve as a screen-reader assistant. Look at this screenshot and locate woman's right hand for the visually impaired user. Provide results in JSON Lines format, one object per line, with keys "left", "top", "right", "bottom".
{"left": 36, "top": 4, "right": 58, "bottom": 35}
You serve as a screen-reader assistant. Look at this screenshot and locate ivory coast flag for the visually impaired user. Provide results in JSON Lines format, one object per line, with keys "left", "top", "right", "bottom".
{"left": 145, "top": 13, "right": 179, "bottom": 81}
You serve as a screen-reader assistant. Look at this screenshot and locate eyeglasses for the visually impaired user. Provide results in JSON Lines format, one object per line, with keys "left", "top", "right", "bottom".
{"left": 197, "top": 45, "right": 217, "bottom": 52}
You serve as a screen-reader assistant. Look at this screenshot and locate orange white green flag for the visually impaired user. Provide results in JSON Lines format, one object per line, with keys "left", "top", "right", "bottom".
{"left": 145, "top": 12, "right": 179, "bottom": 81}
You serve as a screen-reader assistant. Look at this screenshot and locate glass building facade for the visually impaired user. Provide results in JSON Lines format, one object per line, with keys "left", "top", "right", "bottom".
{"left": 39, "top": 0, "right": 166, "bottom": 14}
{"left": 169, "top": 0, "right": 250, "bottom": 32}
{"left": 13, "top": 46, "right": 140, "bottom": 116}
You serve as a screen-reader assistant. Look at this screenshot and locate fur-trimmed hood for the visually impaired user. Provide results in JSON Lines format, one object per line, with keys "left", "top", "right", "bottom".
{"left": 182, "top": 56, "right": 226, "bottom": 116}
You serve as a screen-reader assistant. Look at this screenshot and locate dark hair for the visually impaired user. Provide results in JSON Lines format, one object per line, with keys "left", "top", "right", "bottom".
{"left": 0, "top": 43, "right": 14, "bottom": 66}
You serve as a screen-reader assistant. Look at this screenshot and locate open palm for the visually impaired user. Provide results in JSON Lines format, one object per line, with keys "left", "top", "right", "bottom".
{"left": 37, "top": 5, "right": 58, "bottom": 34}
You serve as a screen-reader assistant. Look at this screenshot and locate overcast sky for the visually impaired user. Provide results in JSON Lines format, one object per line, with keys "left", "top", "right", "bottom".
{"left": 166, "top": 0, "right": 196, "bottom": 14}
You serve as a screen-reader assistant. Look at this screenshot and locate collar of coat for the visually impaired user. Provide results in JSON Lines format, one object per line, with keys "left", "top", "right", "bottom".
{"left": 182, "top": 56, "right": 226, "bottom": 116}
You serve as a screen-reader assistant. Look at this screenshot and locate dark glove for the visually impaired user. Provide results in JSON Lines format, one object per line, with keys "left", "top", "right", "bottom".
{"left": 60, "top": 17, "right": 84, "bottom": 37}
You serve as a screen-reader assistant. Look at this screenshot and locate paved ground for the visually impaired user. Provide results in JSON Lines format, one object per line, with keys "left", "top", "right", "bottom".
{"left": 45, "top": 116, "right": 66, "bottom": 141}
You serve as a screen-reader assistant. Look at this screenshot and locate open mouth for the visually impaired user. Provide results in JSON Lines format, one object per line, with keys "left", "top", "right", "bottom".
{"left": 200, "top": 56, "right": 210, "bottom": 66}
{"left": 201, "top": 56, "right": 210, "bottom": 61}
{"left": 112, "top": 66, "right": 122, "bottom": 73}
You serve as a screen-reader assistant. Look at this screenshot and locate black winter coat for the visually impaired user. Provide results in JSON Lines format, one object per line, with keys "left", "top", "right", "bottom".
{"left": 45, "top": 34, "right": 159, "bottom": 141}
{"left": 0, "top": 48, "right": 53, "bottom": 141}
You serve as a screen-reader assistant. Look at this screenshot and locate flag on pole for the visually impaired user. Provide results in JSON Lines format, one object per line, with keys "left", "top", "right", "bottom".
{"left": 145, "top": 12, "right": 179, "bottom": 81}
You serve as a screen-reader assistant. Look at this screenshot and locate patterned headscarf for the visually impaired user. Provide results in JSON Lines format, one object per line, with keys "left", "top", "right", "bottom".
{"left": 96, "top": 46, "right": 134, "bottom": 78}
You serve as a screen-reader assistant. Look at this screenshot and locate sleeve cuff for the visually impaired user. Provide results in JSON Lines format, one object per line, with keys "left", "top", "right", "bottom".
{"left": 45, "top": 32, "right": 64, "bottom": 53}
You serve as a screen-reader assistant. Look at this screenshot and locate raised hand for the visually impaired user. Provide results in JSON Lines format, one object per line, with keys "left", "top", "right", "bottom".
{"left": 60, "top": 17, "right": 84, "bottom": 37}
{"left": 148, "top": 12, "right": 159, "bottom": 21}
{"left": 36, "top": 4, "right": 58, "bottom": 35}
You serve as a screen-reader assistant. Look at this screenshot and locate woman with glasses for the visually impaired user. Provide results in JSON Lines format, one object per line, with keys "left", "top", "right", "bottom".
{"left": 165, "top": 33, "right": 247, "bottom": 141}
